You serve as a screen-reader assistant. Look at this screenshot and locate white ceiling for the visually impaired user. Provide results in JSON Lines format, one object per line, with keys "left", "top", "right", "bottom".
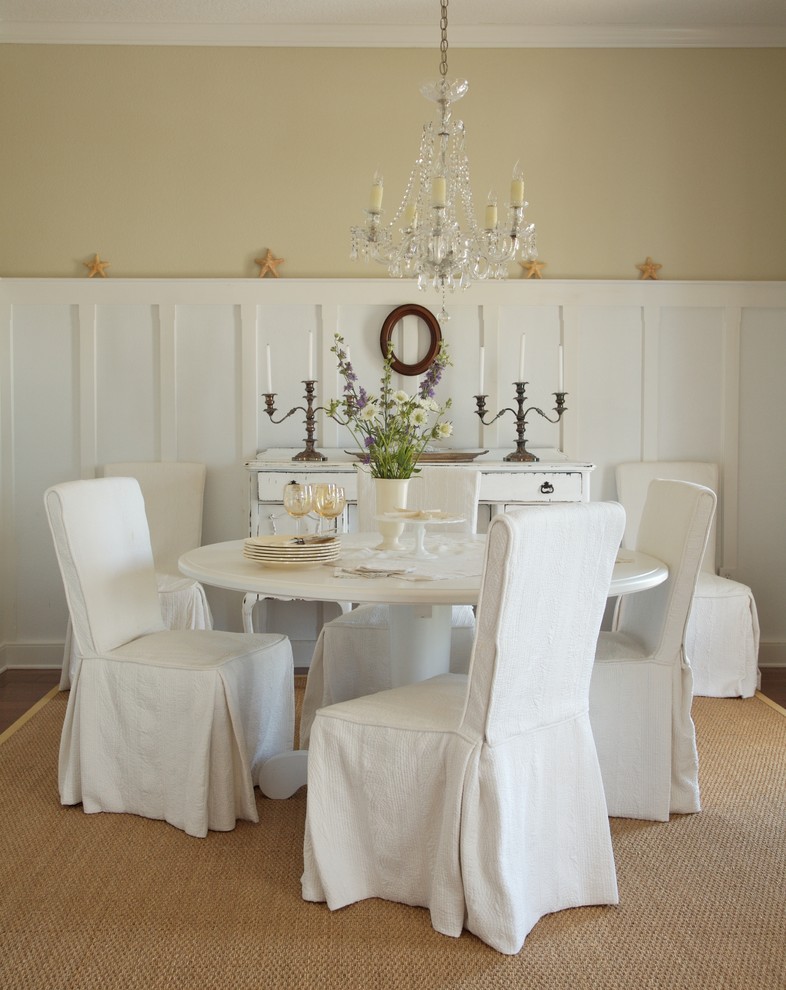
{"left": 2, "top": 0, "right": 786, "bottom": 47}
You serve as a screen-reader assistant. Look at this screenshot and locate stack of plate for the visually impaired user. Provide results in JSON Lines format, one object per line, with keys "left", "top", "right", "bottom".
{"left": 242, "top": 535, "right": 341, "bottom": 569}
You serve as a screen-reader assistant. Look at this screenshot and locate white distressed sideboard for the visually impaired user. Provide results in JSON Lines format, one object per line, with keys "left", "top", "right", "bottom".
{"left": 246, "top": 448, "right": 595, "bottom": 536}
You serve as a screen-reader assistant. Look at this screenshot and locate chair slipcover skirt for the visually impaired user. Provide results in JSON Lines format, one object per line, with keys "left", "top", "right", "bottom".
{"left": 687, "top": 573, "right": 760, "bottom": 697}
{"left": 59, "top": 629, "right": 294, "bottom": 837}
{"left": 302, "top": 676, "right": 619, "bottom": 954}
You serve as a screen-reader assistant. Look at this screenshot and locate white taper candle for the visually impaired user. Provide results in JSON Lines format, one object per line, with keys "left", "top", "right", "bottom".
{"left": 519, "top": 334, "right": 526, "bottom": 382}
{"left": 266, "top": 344, "right": 273, "bottom": 393}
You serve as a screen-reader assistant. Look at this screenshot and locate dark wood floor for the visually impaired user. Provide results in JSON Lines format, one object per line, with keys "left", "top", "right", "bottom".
{"left": 1, "top": 666, "right": 785, "bottom": 736}
{"left": 0, "top": 668, "right": 62, "bottom": 733}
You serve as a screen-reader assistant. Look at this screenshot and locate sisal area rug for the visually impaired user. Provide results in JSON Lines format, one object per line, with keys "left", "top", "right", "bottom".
{"left": 1, "top": 684, "right": 784, "bottom": 989}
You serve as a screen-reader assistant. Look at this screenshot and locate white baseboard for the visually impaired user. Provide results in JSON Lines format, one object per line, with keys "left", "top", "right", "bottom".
{"left": 2, "top": 638, "right": 785, "bottom": 672}
{"left": 0, "top": 641, "right": 64, "bottom": 673}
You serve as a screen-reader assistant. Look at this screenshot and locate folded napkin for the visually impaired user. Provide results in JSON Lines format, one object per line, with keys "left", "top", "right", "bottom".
{"left": 332, "top": 563, "right": 416, "bottom": 579}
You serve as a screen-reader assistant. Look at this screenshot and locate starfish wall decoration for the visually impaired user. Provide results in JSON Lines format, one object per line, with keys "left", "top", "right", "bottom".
{"left": 636, "top": 256, "right": 662, "bottom": 280}
{"left": 255, "top": 249, "right": 285, "bottom": 278}
{"left": 520, "top": 259, "right": 546, "bottom": 279}
{"left": 84, "top": 253, "right": 110, "bottom": 278}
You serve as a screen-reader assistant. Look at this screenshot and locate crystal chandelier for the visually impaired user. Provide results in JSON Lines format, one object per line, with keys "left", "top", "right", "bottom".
{"left": 350, "top": 0, "right": 537, "bottom": 321}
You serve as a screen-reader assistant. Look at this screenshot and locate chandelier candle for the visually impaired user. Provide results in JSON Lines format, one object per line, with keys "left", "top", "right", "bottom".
{"left": 370, "top": 173, "right": 384, "bottom": 212}
{"left": 485, "top": 194, "right": 498, "bottom": 230}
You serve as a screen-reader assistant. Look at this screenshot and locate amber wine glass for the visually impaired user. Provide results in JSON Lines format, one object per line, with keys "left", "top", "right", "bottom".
{"left": 282, "top": 482, "right": 313, "bottom": 535}
{"left": 313, "top": 484, "right": 346, "bottom": 536}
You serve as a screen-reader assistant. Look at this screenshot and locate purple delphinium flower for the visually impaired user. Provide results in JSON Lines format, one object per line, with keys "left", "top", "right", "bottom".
{"left": 418, "top": 346, "right": 449, "bottom": 400}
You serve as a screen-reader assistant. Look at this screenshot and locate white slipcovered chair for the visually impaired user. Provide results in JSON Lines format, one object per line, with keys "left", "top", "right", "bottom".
{"left": 60, "top": 460, "right": 213, "bottom": 689}
{"left": 615, "top": 461, "right": 759, "bottom": 697}
{"left": 299, "top": 465, "right": 481, "bottom": 747}
{"left": 590, "top": 479, "right": 716, "bottom": 822}
{"left": 45, "top": 477, "right": 295, "bottom": 838}
{"left": 302, "top": 501, "right": 625, "bottom": 955}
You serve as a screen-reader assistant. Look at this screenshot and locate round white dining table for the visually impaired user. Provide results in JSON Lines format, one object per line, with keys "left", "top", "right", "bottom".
{"left": 179, "top": 534, "right": 667, "bottom": 606}
{"left": 180, "top": 533, "right": 667, "bottom": 798}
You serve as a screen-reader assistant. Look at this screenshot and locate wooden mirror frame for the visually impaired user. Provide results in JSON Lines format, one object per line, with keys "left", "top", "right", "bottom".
{"left": 379, "top": 304, "right": 442, "bottom": 377}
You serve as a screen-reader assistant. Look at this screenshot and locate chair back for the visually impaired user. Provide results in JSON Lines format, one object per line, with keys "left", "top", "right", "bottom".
{"left": 614, "top": 479, "right": 716, "bottom": 660}
{"left": 462, "top": 501, "right": 625, "bottom": 746}
{"left": 45, "top": 478, "right": 165, "bottom": 656}
{"left": 103, "top": 461, "right": 206, "bottom": 575}
{"left": 616, "top": 461, "right": 719, "bottom": 572}
{"left": 355, "top": 465, "right": 481, "bottom": 534}
{"left": 408, "top": 466, "right": 480, "bottom": 533}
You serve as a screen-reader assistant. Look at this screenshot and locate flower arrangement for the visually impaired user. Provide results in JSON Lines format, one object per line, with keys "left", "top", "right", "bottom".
{"left": 326, "top": 333, "right": 453, "bottom": 479}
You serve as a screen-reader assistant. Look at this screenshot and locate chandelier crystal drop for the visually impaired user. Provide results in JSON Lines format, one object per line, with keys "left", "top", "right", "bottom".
{"left": 350, "top": 0, "right": 537, "bottom": 322}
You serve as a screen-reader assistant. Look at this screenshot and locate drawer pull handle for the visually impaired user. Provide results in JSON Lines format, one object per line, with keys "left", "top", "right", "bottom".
{"left": 540, "top": 482, "right": 555, "bottom": 494}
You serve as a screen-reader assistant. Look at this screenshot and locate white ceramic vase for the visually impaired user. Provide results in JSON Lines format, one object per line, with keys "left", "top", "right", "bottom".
{"left": 374, "top": 477, "right": 410, "bottom": 551}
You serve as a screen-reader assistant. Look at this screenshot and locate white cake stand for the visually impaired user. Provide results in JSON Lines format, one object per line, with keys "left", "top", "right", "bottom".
{"left": 374, "top": 514, "right": 465, "bottom": 559}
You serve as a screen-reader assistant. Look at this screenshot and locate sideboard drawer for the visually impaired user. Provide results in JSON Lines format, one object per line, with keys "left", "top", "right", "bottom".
{"left": 479, "top": 471, "right": 585, "bottom": 504}
{"left": 258, "top": 470, "right": 358, "bottom": 502}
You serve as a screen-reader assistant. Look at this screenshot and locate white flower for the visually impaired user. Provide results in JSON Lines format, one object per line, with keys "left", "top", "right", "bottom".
{"left": 419, "top": 397, "right": 439, "bottom": 412}
{"left": 392, "top": 390, "right": 410, "bottom": 405}
{"left": 436, "top": 421, "right": 453, "bottom": 439}
{"left": 359, "top": 403, "right": 379, "bottom": 422}
{"left": 409, "top": 407, "right": 428, "bottom": 428}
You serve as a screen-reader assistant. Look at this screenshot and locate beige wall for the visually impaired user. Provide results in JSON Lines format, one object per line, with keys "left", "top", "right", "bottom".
{"left": 1, "top": 44, "right": 785, "bottom": 280}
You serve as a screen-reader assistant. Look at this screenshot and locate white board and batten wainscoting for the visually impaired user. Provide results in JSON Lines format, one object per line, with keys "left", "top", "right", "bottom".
{"left": 1, "top": 277, "right": 784, "bottom": 669}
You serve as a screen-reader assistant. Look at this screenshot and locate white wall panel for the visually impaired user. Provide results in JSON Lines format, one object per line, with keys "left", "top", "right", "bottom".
{"left": 657, "top": 307, "right": 725, "bottom": 462}
{"left": 175, "top": 304, "right": 244, "bottom": 631}
{"left": 738, "top": 307, "right": 786, "bottom": 646}
{"left": 431, "top": 304, "right": 483, "bottom": 449}
{"left": 96, "top": 304, "right": 158, "bottom": 464}
{"left": 175, "top": 304, "right": 244, "bottom": 540}
{"left": 574, "top": 307, "right": 643, "bottom": 501}
{"left": 11, "top": 305, "right": 79, "bottom": 641}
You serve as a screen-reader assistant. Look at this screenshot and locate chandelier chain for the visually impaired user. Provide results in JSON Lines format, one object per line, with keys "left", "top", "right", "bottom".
{"left": 439, "top": 0, "right": 449, "bottom": 78}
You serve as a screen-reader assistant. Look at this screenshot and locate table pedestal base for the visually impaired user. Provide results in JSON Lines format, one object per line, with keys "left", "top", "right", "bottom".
{"left": 259, "top": 604, "right": 454, "bottom": 799}
{"left": 388, "top": 603, "right": 452, "bottom": 686}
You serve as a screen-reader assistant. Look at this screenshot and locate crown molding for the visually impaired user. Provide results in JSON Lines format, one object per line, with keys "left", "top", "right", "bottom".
{"left": 2, "top": 22, "right": 786, "bottom": 48}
